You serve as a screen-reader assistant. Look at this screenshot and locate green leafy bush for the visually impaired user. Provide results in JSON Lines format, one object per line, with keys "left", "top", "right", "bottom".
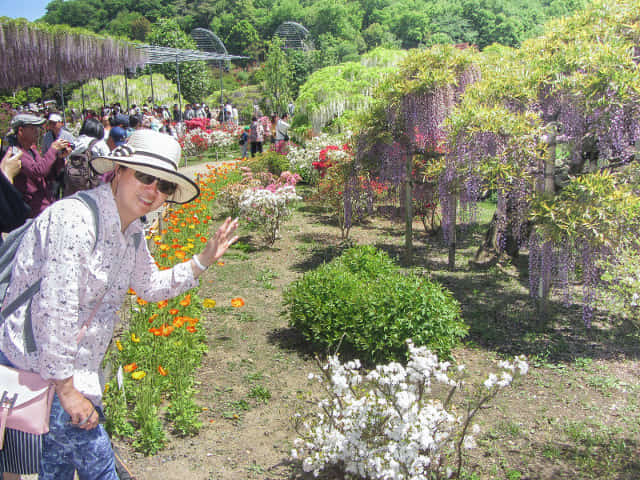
{"left": 245, "top": 151, "right": 291, "bottom": 176}
{"left": 283, "top": 246, "right": 467, "bottom": 364}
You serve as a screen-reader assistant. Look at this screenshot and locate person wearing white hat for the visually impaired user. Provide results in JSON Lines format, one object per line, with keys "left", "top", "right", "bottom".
{"left": 0, "top": 129, "right": 238, "bottom": 479}
{"left": 41, "top": 112, "right": 75, "bottom": 155}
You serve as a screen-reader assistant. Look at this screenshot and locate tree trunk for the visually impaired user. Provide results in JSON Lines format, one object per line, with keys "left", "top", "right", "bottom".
{"left": 447, "top": 195, "right": 457, "bottom": 271}
{"left": 404, "top": 154, "right": 413, "bottom": 264}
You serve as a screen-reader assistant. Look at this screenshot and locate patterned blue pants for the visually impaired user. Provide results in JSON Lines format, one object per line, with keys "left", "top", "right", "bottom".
{"left": 38, "top": 394, "right": 118, "bottom": 480}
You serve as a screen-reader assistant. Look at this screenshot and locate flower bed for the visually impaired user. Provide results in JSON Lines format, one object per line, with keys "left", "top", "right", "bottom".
{"left": 103, "top": 162, "right": 244, "bottom": 454}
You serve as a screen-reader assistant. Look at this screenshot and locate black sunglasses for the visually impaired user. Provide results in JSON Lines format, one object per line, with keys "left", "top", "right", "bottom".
{"left": 134, "top": 171, "right": 178, "bottom": 196}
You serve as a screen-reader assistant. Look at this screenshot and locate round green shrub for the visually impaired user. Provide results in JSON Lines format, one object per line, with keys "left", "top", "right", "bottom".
{"left": 283, "top": 246, "right": 467, "bottom": 365}
{"left": 245, "top": 151, "right": 291, "bottom": 176}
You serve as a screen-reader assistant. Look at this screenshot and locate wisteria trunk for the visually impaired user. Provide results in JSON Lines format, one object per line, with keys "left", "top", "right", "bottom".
{"left": 447, "top": 195, "right": 457, "bottom": 271}
{"left": 404, "top": 153, "right": 413, "bottom": 264}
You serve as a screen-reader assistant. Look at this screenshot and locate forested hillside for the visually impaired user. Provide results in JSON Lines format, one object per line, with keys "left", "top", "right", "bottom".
{"left": 41, "top": 0, "right": 585, "bottom": 59}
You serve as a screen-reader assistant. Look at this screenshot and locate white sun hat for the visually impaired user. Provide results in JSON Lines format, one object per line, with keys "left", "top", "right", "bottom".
{"left": 91, "top": 129, "right": 200, "bottom": 204}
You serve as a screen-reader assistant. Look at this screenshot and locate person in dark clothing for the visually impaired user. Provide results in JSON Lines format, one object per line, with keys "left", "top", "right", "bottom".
{"left": 0, "top": 149, "right": 30, "bottom": 243}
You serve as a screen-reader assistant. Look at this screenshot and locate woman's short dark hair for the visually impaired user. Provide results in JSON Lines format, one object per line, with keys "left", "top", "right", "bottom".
{"left": 79, "top": 117, "right": 104, "bottom": 139}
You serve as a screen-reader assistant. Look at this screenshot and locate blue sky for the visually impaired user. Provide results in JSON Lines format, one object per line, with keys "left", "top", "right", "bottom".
{"left": 0, "top": 0, "right": 50, "bottom": 22}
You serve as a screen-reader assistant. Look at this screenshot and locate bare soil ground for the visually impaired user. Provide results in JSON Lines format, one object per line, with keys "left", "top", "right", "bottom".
{"left": 108, "top": 176, "right": 640, "bottom": 480}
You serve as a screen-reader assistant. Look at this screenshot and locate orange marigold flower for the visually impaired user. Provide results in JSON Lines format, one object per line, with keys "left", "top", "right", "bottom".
{"left": 175, "top": 250, "right": 186, "bottom": 260}
{"left": 217, "top": 261, "right": 224, "bottom": 266}
{"left": 161, "top": 324, "right": 174, "bottom": 336}
{"left": 149, "top": 327, "right": 161, "bottom": 336}
{"left": 169, "top": 308, "right": 179, "bottom": 315}
{"left": 148, "top": 313, "right": 159, "bottom": 323}
{"left": 159, "top": 244, "right": 170, "bottom": 251}
{"left": 173, "top": 317, "right": 185, "bottom": 328}
{"left": 160, "top": 253, "right": 168, "bottom": 258}
{"left": 200, "top": 237, "right": 208, "bottom": 243}
{"left": 231, "top": 297, "right": 245, "bottom": 308}
{"left": 184, "top": 316, "right": 199, "bottom": 326}
{"left": 127, "top": 288, "right": 136, "bottom": 295}
{"left": 123, "top": 363, "right": 137, "bottom": 373}
{"left": 158, "top": 365, "right": 168, "bottom": 376}
{"left": 157, "top": 300, "right": 168, "bottom": 309}
{"left": 186, "top": 325, "right": 197, "bottom": 333}
{"left": 136, "top": 297, "right": 148, "bottom": 306}
{"left": 179, "top": 294, "right": 191, "bottom": 307}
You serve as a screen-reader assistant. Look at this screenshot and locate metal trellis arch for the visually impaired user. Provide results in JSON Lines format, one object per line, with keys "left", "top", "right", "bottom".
{"left": 274, "top": 22, "right": 314, "bottom": 51}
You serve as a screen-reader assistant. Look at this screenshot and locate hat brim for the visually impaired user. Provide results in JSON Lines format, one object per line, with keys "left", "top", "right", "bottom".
{"left": 13, "top": 119, "right": 46, "bottom": 128}
{"left": 91, "top": 155, "right": 200, "bottom": 204}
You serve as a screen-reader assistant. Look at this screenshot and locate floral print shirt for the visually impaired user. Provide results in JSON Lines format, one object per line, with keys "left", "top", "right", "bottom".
{"left": 0, "top": 183, "right": 198, "bottom": 404}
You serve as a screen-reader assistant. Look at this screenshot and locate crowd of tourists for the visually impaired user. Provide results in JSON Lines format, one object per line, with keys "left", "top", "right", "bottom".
{"left": 0, "top": 102, "right": 241, "bottom": 480}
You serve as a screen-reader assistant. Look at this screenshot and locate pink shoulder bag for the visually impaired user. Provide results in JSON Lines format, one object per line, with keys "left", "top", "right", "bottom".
{"left": 0, "top": 294, "right": 105, "bottom": 449}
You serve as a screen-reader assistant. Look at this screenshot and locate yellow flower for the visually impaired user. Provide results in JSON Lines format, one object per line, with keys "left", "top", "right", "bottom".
{"left": 131, "top": 371, "right": 146, "bottom": 380}
{"left": 203, "top": 298, "right": 216, "bottom": 308}
{"left": 131, "top": 333, "right": 140, "bottom": 343}
{"left": 154, "top": 236, "right": 162, "bottom": 242}
{"left": 116, "top": 340, "right": 123, "bottom": 351}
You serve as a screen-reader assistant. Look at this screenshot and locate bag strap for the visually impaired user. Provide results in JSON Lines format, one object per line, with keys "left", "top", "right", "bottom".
{"left": 76, "top": 192, "right": 100, "bottom": 252}
{"left": 0, "top": 194, "right": 101, "bottom": 353}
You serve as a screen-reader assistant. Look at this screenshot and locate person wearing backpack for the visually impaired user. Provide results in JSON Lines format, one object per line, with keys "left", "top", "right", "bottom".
{"left": 0, "top": 130, "right": 239, "bottom": 479}
{"left": 239, "top": 126, "right": 249, "bottom": 159}
{"left": 249, "top": 116, "right": 264, "bottom": 157}
{"left": 63, "top": 118, "right": 110, "bottom": 197}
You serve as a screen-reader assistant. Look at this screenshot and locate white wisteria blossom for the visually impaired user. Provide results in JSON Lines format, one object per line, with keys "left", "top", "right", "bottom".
{"left": 294, "top": 340, "right": 528, "bottom": 479}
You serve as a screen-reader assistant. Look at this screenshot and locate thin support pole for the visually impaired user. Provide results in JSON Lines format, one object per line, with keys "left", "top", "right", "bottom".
{"left": 101, "top": 78, "right": 107, "bottom": 108}
{"left": 175, "top": 56, "right": 186, "bottom": 166}
{"left": 57, "top": 67, "right": 66, "bottom": 125}
{"left": 81, "top": 83, "right": 86, "bottom": 116}
{"left": 149, "top": 72, "right": 155, "bottom": 105}
{"left": 124, "top": 67, "right": 130, "bottom": 112}
{"left": 219, "top": 61, "right": 224, "bottom": 116}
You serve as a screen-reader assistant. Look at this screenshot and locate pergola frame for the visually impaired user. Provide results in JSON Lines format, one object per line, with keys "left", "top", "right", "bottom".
{"left": 136, "top": 44, "right": 245, "bottom": 117}
{"left": 274, "top": 22, "right": 314, "bottom": 51}
{"left": 0, "top": 19, "right": 246, "bottom": 121}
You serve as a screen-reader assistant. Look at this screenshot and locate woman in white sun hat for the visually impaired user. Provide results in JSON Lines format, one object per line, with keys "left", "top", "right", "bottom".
{"left": 0, "top": 129, "right": 238, "bottom": 479}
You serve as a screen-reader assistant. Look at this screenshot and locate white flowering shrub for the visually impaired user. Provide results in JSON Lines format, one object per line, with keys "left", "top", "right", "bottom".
{"left": 292, "top": 340, "right": 528, "bottom": 480}
{"left": 286, "top": 134, "right": 343, "bottom": 184}
{"left": 179, "top": 128, "right": 235, "bottom": 157}
{"left": 209, "top": 129, "right": 235, "bottom": 150}
{"left": 239, "top": 185, "right": 301, "bottom": 246}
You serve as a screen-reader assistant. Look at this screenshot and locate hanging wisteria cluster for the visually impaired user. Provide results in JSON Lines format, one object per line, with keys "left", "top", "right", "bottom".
{"left": 357, "top": 46, "right": 481, "bottom": 237}
{"left": 0, "top": 19, "right": 146, "bottom": 89}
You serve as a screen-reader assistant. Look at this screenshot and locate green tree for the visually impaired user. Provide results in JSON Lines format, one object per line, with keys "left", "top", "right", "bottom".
{"left": 130, "top": 16, "right": 152, "bottom": 41}
{"left": 225, "top": 20, "right": 262, "bottom": 62}
{"left": 146, "top": 18, "right": 213, "bottom": 103}
{"left": 262, "top": 36, "right": 292, "bottom": 115}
